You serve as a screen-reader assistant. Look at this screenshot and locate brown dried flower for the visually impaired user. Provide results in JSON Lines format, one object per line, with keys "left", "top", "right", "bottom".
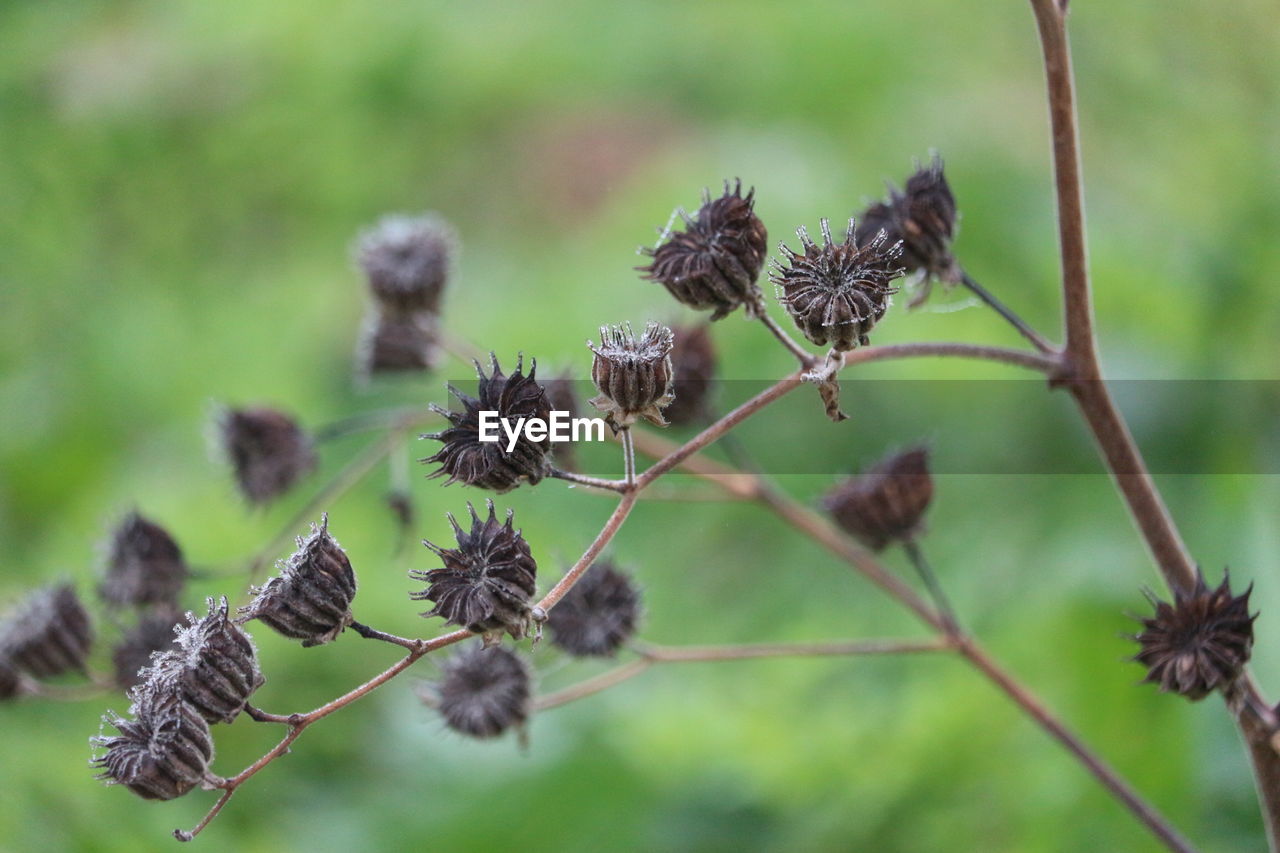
{"left": 1133, "top": 570, "right": 1255, "bottom": 701}
{"left": 639, "top": 181, "right": 769, "bottom": 320}
{"left": 112, "top": 611, "right": 182, "bottom": 690}
{"left": 822, "top": 447, "right": 934, "bottom": 551}
{"left": 547, "top": 561, "right": 642, "bottom": 658}
{"left": 588, "top": 322, "right": 675, "bottom": 430}
{"left": 99, "top": 512, "right": 188, "bottom": 609}
{"left": 772, "top": 219, "right": 903, "bottom": 352}
{"left": 0, "top": 584, "right": 94, "bottom": 679}
{"left": 433, "top": 643, "right": 531, "bottom": 739}
{"left": 356, "top": 310, "right": 439, "bottom": 377}
{"left": 92, "top": 688, "right": 215, "bottom": 801}
{"left": 356, "top": 213, "right": 456, "bottom": 316}
{"left": 662, "top": 324, "right": 718, "bottom": 427}
{"left": 0, "top": 656, "right": 20, "bottom": 702}
{"left": 219, "top": 407, "right": 318, "bottom": 505}
{"left": 855, "top": 155, "right": 960, "bottom": 295}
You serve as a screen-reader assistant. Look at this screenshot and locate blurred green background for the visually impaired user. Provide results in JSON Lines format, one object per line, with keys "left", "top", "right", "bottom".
{"left": 2, "top": 0, "right": 1278, "bottom": 851}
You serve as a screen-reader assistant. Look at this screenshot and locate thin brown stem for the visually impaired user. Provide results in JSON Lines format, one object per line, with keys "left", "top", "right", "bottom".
{"left": 902, "top": 539, "right": 961, "bottom": 635}
{"left": 755, "top": 310, "right": 818, "bottom": 368}
{"left": 959, "top": 270, "right": 1056, "bottom": 354}
{"left": 620, "top": 428, "right": 637, "bottom": 488}
{"left": 535, "top": 658, "right": 654, "bottom": 710}
{"left": 536, "top": 492, "right": 638, "bottom": 612}
{"left": 547, "top": 467, "right": 628, "bottom": 493}
{"left": 349, "top": 620, "right": 423, "bottom": 651}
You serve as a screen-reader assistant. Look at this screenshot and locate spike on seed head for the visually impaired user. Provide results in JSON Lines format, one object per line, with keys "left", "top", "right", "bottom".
{"left": 548, "top": 561, "right": 642, "bottom": 658}
{"left": 240, "top": 515, "right": 357, "bottom": 647}
{"left": 218, "top": 407, "right": 317, "bottom": 505}
{"left": 772, "top": 218, "right": 903, "bottom": 352}
{"left": 662, "top": 324, "right": 718, "bottom": 427}
{"left": 822, "top": 447, "right": 934, "bottom": 551}
{"left": 639, "top": 180, "right": 769, "bottom": 320}
{"left": 355, "top": 213, "right": 457, "bottom": 316}
{"left": 0, "top": 584, "right": 94, "bottom": 679}
{"left": 112, "top": 610, "right": 182, "bottom": 690}
{"left": 1133, "top": 569, "right": 1255, "bottom": 701}
{"left": 411, "top": 501, "right": 539, "bottom": 640}
{"left": 433, "top": 643, "right": 531, "bottom": 739}
{"left": 587, "top": 321, "right": 675, "bottom": 430}
{"left": 99, "top": 512, "right": 188, "bottom": 609}
{"left": 422, "top": 353, "right": 553, "bottom": 492}
{"left": 92, "top": 688, "right": 214, "bottom": 801}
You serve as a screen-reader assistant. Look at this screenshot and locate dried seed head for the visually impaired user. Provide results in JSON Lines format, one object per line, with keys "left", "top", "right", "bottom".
{"left": 772, "top": 219, "right": 903, "bottom": 351}
{"left": 423, "top": 354, "right": 553, "bottom": 492}
{"left": 541, "top": 369, "right": 582, "bottom": 469}
{"left": 434, "top": 644, "right": 531, "bottom": 739}
{"left": 112, "top": 611, "right": 182, "bottom": 690}
{"left": 587, "top": 322, "right": 675, "bottom": 430}
{"left": 99, "top": 512, "right": 188, "bottom": 609}
{"left": 92, "top": 688, "right": 214, "bottom": 801}
{"left": 662, "top": 324, "right": 718, "bottom": 427}
{"left": 0, "top": 584, "right": 94, "bottom": 679}
{"left": 240, "top": 516, "right": 357, "bottom": 647}
{"left": 218, "top": 407, "right": 318, "bottom": 505}
{"left": 822, "top": 447, "right": 934, "bottom": 551}
{"left": 412, "top": 501, "right": 538, "bottom": 639}
{"left": 1133, "top": 570, "right": 1255, "bottom": 701}
{"left": 0, "top": 656, "right": 20, "bottom": 701}
{"left": 639, "top": 180, "right": 769, "bottom": 320}
{"left": 548, "top": 561, "right": 642, "bottom": 658}
{"left": 855, "top": 155, "right": 960, "bottom": 287}
{"left": 143, "top": 598, "right": 264, "bottom": 724}
{"left": 356, "top": 310, "right": 439, "bottom": 377}
{"left": 356, "top": 213, "right": 457, "bottom": 315}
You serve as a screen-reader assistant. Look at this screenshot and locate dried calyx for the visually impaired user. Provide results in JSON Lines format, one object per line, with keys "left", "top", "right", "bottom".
{"left": 639, "top": 180, "right": 768, "bottom": 320}
{"left": 423, "top": 354, "right": 553, "bottom": 492}
{"left": 357, "top": 311, "right": 440, "bottom": 377}
{"left": 432, "top": 643, "right": 531, "bottom": 739}
{"left": 823, "top": 447, "right": 934, "bottom": 551}
{"left": 547, "top": 560, "right": 642, "bottom": 658}
{"left": 663, "top": 324, "right": 718, "bottom": 427}
{"left": 92, "top": 687, "right": 215, "bottom": 801}
{"left": 112, "top": 610, "right": 182, "bottom": 690}
{"left": 240, "top": 515, "right": 357, "bottom": 647}
{"left": 99, "top": 512, "right": 188, "bottom": 610}
{"left": 587, "top": 322, "right": 675, "bottom": 430}
{"left": 218, "top": 407, "right": 318, "bottom": 505}
{"left": 0, "top": 584, "right": 94, "bottom": 679}
{"left": 356, "top": 213, "right": 456, "bottom": 316}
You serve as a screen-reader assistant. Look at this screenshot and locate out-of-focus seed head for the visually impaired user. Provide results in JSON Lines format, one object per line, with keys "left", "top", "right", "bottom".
{"left": 639, "top": 181, "right": 769, "bottom": 320}
{"left": 433, "top": 644, "right": 531, "bottom": 739}
{"left": 112, "top": 611, "right": 182, "bottom": 690}
{"left": 822, "top": 447, "right": 934, "bottom": 551}
{"left": 548, "top": 561, "right": 642, "bottom": 658}
{"left": 541, "top": 369, "right": 582, "bottom": 470}
{"left": 99, "top": 512, "right": 188, "bottom": 609}
{"left": 772, "top": 219, "right": 903, "bottom": 352}
{"left": 0, "top": 656, "right": 20, "bottom": 701}
{"left": 92, "top": 688, "right": 214, "bottom": 801}
{"left": 144, "top": 598, "right": 263, "bottom": 724}
{"left": 587, "top": 322, "right": 675, "bottom": 430}
{"left": 662, "top": 324, "right": 718, "bottom": 427}
{"left": 411, "top": 501, "right": 538, "bottom": 640}
{"left": 1133, "top": 570, "right": 1255, "bottom": 701}
{"left": 218, "top": 407, "right": 318, "bottom": 505}
{"left": 855, "top": 155, "right": 960, "bottom": 287}
{"left": 356, "top": 310, "right": 439, "bottom": 377}
{"left": 355, "top": 213, "right": 457, "bottom": 315}
{"left": 240, "top": 516, "right": 357, "bottom": 647}
{"left": 0, "top": 584, "right": 94, "bottom": 679}
{"left": 423, "top": 354, "right": 553, "bottom": 492}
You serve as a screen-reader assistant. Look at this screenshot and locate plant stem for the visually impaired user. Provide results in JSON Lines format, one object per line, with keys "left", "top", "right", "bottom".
{"left": 620, "top": 428, "right": 637, "bottom": 488}
{"left": 349, "top": 620, "right": 423, "bottom": 651}
{"left": 536, "top": 492, "right": 639, "bottom": 612}
{"left": 902, "top": 539, "right": 961, "bottom": 635}
{"left": 547, "top": 467, "right": 629, "bottom": 493}
{"left": 959, "top": 270, "right": 1056, "bottom": 354}
{"left": 755, "top": 310, "right": 818, "bottom": 368}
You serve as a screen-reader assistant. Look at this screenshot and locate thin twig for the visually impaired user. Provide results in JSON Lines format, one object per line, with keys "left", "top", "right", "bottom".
{"left": 959, "top": 270, "right": 1056, "bottom": 354}
{"left": 755, "top": 310, "right": 818, "bottom": 368}
{"left": 902, "top": 539, "right": 961, "bottom": 635}
{"left": 349, "top": 620, "right": 423, "bottom": 651}
{"left": 548, "top": 467, "right": 628, "bottom": 493}
{"left": 536, "top": 493, "right": 639, "bottom": 612}
{"left": 620, "top": 428, "right": 637, "bottom": 488}
{"left": 535, "top": 658, "right": 654, "bottom": 710}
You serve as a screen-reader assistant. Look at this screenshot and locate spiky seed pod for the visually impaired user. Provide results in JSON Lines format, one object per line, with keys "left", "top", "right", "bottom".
{"left": 434, "top": 644, "right": 531, "bottom": 739}
{"left": 772, "top": 219, "right": 903, "bottom": 351}
{"left": 587, "top": 322, "right": 675, "bottom": 430}
{"left": 423, "top": 354, "right": 553, "bottom": 492}
{"left": 411, "top": 501, "right": 538, "bottom": 639}
{"left": 0, "top": 657, "right": 20, "bottom": 701}
{"left": 355, "top": 213, "right": 457, "bottom": 315}
{"left": 662, "top": 324, "right": 718, "bottom": 427}
{"left": 1133, "top": 570, "right": 1255, "bottom": 701}
{"left": 356, "top": 310, "right": 439, "bottom": 377}
{"left": 0, "top": 585, "right": 94, "bottom": 679}
{"left": 855, "top": 155, "right": 960, "bottom": 288}
{"left": 822, "top": 447, "right": 934, "bottom": 551}
{"left": 639, "top": 180, "right": 769, "bottom": 320}
{"left": 541, "top": 370, "right": 582, "bottom": 469}
{"left": 219, "top": 407, "right": 318, "bottom": 505}
{"left": 240, "top": 516, "right": 357, "bottom": 647}
{"left": 112, "top": 611, "right": 182, "bottom": 690}
{"left": 548, "top": 562, "right": 642, "bottom": 658}
{"left": 144, "top": 598, "right": 264, "bottom": 724}
{"left": 99, "top": 512, "right": 188, "bottom": 609}
{"left": 92, "top": 688, "right": 214, "bottom": 801}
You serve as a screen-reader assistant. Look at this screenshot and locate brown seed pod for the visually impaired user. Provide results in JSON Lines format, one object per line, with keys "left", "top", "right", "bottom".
{"left": 92, "top": 688, "right": 215, "bottom": 801}
{"left": 772, "top": 219, "right": 903, "bottom": 352}
{"left": 662, "top": 324, "right": 718, "bottom": 427}
{"left": 423, "top": 354, "right": 553, "bottom": 492}
{"left": 547, "top": 561, "right": 642, "bottom": 658}
{"left": 356, "top": 310, "right": 439, "bottom": 377}
{"left": 411, "top": 501, "right": 539, "bottom": 640}
{"left": 822, "top": 447, "right": 934, "bottom": 551}
{"left": 112, "top": 611, "right": 182, "bottom": 690}
{"left": 855, "top": 155, "right": 960, "bottom": 290}
{"left": 355, "top": 213, "right": 457, "bottom": 316}
{"left": 143, "top": 598, "right": 264, "bottom": 724}
{"left": 639, "top": 180, "right": 769, "bottom": 320}
{"left": 587, "top": 322, "right": 675, "bottom": 430}
{"left": 433, "top": 643, "right": 531, "bottom": 739}
{"left": 1133, "top": 570, "right": 1255, "bottom": 701}
{"left": 240, "top": 516, "right": 357, "bottom": 647}
{"left": 99, "top": 512, "right": 188, "bottom": 610}
{"left": 218, "top": 407, "right": 318, "bottom": 505}
{"left": 0, "top": 584, "right": 94, "bottom": 679}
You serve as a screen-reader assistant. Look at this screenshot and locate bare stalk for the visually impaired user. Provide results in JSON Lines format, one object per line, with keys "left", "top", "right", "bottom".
{"left": 620, "top": 428, "right": 637, "bottom": 488}
{"left": 755, "top": 310, "right": 818, "bottom": 368}
{"left": 959, "top": 270, "right": 1056, "bottom": 354}
{"left": 547, "top": 467, "right": 629, "bottom": 493}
